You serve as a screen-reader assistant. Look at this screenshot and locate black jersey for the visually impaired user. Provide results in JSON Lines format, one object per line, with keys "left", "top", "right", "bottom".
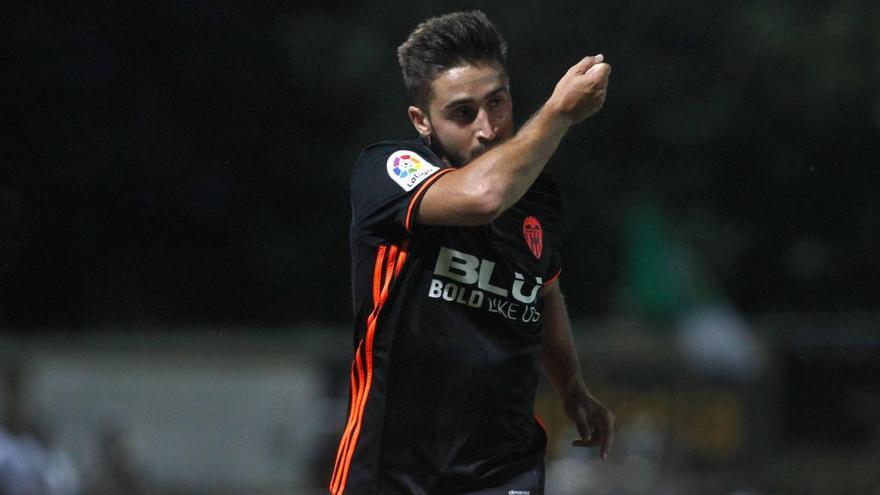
{"left": 330, "top": 138, "right": 562, "bottom": 495}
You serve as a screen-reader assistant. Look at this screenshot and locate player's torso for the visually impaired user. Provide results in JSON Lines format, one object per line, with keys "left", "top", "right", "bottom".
{"left": 342, "top": 139, "right": 561, "bottom": 492}
{"left": 399, "top": 190, "right": 558, "bottom": 345}
{"left": 378, "top": 178, "right": 560, "bottom": 382}
{"left": 368, "top": 182, "right": 559, "bottom": 482}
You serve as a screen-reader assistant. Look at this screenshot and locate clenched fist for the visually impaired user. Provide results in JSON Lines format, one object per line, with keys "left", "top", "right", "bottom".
{"left": 547, "top": 54, "right": 612, "bottom": 125}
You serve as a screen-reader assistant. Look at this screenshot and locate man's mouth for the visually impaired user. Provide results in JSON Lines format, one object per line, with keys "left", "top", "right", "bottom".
{"left": 469, "top": 142, "right": 496, "bottom": 160}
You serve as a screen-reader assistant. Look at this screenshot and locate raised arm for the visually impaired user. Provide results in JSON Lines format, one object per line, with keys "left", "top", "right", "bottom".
{"left": 417, "top": 55, "right": 611, "bottom": 226}
{"left": 541, "top": 280, "right": 615, "bottom": 459}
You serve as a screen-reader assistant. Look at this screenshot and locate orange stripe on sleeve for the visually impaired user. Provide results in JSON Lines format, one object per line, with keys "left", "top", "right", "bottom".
{"left": 543, "top": 268, "right": 562, "bottom": 287}
{"left": 534, "top": 413, "right": 547, "bottom": 433}
{"left": 404, "top": 168, "right": 455, "bottom": 232}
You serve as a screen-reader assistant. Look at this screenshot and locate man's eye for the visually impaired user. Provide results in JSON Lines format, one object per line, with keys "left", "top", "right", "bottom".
{"left": 451, "top": 108, "right": 474, "bottom": 121}
{"left": 488, "top": 97, "right": 504, "bottom": 107}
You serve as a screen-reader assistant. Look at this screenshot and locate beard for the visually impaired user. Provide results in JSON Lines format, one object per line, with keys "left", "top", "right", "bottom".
{"left": 428, "top": 135, "right": 499, "bottom": 168}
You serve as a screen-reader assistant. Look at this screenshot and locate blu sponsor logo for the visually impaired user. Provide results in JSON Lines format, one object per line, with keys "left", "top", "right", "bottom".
{"left": 427, "top": 247, "right": 543, "bottom": 322}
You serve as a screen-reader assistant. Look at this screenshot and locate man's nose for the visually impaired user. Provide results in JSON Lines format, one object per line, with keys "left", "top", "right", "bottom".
{"left": 474, "top": 108, "right": 497, "bottom": 143}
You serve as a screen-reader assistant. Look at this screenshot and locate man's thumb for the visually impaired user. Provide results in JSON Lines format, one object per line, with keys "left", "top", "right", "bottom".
{"left": 586, "top": 62, "right": 611, "bottom": 89}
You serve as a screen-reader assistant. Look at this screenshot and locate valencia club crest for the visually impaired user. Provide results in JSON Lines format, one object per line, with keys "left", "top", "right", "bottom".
{"left": 523, "top": 216, "right": 543, "bottom": 259}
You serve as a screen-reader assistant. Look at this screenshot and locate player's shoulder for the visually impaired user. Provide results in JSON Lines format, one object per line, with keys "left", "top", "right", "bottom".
{"left": 354, "top": 138, "right": 440, "bottom": 168}
{"left": 351, "top": 138, "right": 449, "bottom": 193}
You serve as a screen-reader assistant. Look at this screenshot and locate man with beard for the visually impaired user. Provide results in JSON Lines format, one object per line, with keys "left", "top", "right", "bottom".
{"left": 331, "top": 11, "right": 613, "bottom": 495}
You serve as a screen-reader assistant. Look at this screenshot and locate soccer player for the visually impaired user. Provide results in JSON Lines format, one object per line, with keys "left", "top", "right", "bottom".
{"left": 331, "top": 11, "right": 614, "bottom": 495}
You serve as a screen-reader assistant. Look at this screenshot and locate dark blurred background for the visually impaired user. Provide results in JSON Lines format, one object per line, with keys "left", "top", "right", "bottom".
{"left": 2, "top": 1, "right": 879, "bottom": 494}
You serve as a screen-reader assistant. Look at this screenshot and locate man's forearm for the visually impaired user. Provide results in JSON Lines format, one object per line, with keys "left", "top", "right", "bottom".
{"left": 477, "top": 53, "right": 610, "bottom": 220}
{"left": 541, "top": 282, "right": 588, "bottom": 400}
{"left": 417, "top": 55, "right": 610, "bottom": 227}
{"left": 461, "top": 106, "right": 571, "bottom": 218}
{"left": 416, "top": 104, "right": 572, "bottom": 226}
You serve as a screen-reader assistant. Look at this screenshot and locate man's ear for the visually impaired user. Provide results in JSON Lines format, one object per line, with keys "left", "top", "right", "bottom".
{"left": 408, "top": 106, "right": 432, "bottom": 138}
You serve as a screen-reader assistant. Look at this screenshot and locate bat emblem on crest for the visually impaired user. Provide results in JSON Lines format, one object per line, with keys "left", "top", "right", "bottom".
{"left": 522, "top": 216, "right": 543, "bottom": 259}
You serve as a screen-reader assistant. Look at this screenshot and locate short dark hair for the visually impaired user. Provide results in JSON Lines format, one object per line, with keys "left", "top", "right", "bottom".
{"left": 397, "top": 11, "right": 508, "bottom": 109}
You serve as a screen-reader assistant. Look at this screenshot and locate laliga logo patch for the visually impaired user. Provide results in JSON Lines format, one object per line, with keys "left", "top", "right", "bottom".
{"left": 391, "top": 153, "right": 422, "bottom": 178}
{"left": 386, "top": 150, "right": 439, "bottom": 191}
{"left": 523, "top": 216, "right": 543, "bottom": 259}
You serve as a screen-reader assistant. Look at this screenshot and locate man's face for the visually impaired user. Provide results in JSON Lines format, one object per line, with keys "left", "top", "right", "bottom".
{"left": 418, "top": 63, "right": 514, "bottom": 167}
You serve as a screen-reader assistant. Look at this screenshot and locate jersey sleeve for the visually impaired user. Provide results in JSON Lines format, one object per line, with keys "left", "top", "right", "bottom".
{"left": 350, "top": 143, "right": 453, "bottom": 243}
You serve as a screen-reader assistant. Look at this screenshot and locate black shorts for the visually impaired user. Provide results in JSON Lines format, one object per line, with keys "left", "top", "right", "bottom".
{"left": 446, "top": 457, "right": 545, "bottom": 495}
{"left": 460, "top": 465, "right": 544, "bottom": 495}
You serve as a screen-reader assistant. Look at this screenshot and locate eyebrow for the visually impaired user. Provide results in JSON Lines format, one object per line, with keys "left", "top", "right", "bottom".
{"left": 442, "top": 85, "right": 508, "bottom": 111}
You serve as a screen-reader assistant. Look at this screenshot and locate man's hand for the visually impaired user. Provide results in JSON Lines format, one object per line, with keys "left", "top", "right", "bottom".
{"left": 563, "top": 383, "right": 615, "bottom": 459}
{"left": 546, "top": 54, "right": 611, "bottom": 125}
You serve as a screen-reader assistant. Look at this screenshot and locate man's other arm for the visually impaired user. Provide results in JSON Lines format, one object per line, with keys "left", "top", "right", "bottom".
{"left": 541, "top": 280, "right": 615, "bottom": 459}
{"left": 417, "top": 55, "right": 611, "bottom": 226}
